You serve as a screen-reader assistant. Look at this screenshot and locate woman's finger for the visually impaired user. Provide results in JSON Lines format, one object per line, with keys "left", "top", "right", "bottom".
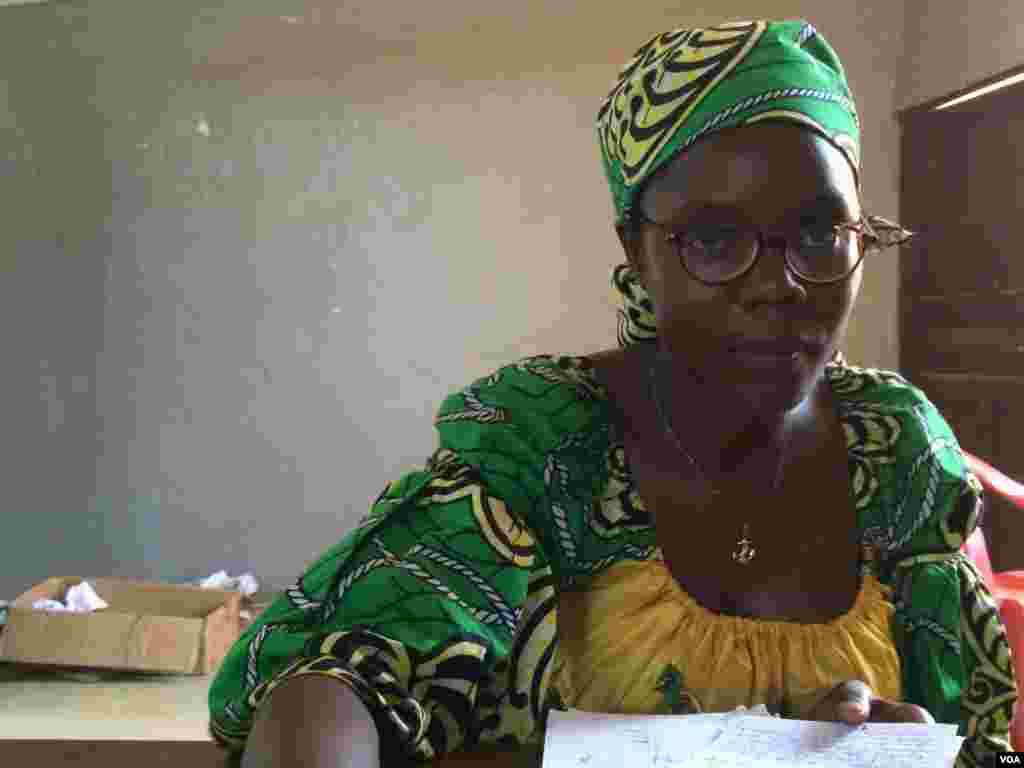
{"left": 808, "top": 680, "right": 873, "bottom": 723}
{"left": 867, "top": 698, "right": 935, "bottom": 724}
{"left": 833, "top": 680, "right": 873, "bottom": 724}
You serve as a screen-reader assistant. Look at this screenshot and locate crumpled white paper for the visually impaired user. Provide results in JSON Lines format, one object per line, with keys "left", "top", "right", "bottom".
{"left": 31, "top": 599, "right": 67, "bottom": 612}
{"left": 198, "top": 570, "right": 259, "bottom": 597}
{"left": 32, "top": 581, "right": 109, "bottom": 613}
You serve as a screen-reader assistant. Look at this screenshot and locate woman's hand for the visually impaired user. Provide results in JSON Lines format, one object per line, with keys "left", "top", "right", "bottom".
{"left": 807, "top": 680, "right": 935, "bottom": 725}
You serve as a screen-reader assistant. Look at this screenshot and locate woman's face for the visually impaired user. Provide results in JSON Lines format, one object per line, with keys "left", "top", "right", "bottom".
{"left": 620, "top": 121, "right": 863, "bottom": 414}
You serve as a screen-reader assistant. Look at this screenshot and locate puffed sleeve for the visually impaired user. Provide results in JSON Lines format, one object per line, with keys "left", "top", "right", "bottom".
{"left": 884, "top": 405, "right": 1017, "bottom": 767}
{"left": 955, "top": 542, "right": 1018, "bottom": 765}
{"left": 208, "top": 365, "right": 560, "bottom": 763}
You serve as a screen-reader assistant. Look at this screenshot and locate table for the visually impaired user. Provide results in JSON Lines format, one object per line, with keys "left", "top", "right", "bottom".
{"left": 0, "top": 663, "right": 538, "bottom": 767}
{"left": 2, "top": 662, "right": 970, "bottom": 767}
{"left": 0, "top": 663, "right": 228, "bottom": 766}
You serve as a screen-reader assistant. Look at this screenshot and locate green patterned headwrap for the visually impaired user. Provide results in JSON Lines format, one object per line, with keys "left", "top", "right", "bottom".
{"left": 599, "top": 19, "right": 913, "bottom": 347}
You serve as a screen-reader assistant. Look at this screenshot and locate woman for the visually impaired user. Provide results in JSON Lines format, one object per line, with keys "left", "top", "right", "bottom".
{"left": 209, "top": 20, "right": 1016, "bottom": 767}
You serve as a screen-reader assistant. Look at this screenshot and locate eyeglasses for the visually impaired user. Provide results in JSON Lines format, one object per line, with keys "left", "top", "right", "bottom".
{"left": 634, "top": 210, "right": 881, "bottom": 286}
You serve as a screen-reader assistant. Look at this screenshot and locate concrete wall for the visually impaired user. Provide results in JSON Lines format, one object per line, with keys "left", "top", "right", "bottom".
{"left": 899, "top": 1, "right": 1024, "bottom": 111}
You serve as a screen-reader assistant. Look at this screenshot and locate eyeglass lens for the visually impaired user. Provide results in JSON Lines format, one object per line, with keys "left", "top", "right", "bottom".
{"left": 678, "top": 226, "right": 858, "bottom": 284}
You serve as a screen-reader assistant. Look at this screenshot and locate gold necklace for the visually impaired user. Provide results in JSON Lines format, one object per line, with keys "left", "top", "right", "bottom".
{"left": 647, "top": 351, "right": 791, "bottom": 566}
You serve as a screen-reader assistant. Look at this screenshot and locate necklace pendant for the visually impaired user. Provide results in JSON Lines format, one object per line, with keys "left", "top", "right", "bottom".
{"left": 732, "top": 524, "right": 756, "bottom": 565}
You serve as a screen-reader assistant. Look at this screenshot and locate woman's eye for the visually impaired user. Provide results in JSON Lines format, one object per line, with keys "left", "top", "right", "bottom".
{"left": 688, "top": 227, "right": 741, "bottom": 249}
{"left": 799, "top": 226, "right": 837, "bottom": 247}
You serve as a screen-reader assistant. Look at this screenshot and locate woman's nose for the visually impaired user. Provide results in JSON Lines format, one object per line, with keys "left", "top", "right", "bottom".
{"left": 741, "top": 235, "right": 807, "bottom": 305}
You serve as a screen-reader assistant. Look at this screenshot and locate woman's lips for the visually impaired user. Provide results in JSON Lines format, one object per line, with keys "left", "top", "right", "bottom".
{"left": 728, "top": 337, "right": 812, "bottom": 366}
{"left": 731, "top": 338, "right": 804, "bottom": 354}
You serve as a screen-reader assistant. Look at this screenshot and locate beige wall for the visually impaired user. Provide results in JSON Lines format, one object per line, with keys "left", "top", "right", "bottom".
{"left": 900, "top": 1, "right": 1024, "bottom": 111}
{"left": 0, "top": 1, "right": 907, "bottom": 595}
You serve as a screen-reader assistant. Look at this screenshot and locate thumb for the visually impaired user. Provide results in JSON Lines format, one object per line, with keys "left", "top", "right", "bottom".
{"left": 834, "top": 680, "right": 873, "bottom": 723}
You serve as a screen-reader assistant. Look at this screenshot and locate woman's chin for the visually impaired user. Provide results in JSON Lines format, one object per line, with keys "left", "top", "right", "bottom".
{"left": 727, "top": 357, "right": 820, "bottom": 413}
{"left": 734, "top": 383, "right": 807, "bottom": 414}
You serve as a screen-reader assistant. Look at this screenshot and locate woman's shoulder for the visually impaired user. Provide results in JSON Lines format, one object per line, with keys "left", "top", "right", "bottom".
{"left": 824, "top": 358, "right": 961, "bottom": 446}
{"left": 824, "top": 357, "right": 926, "bottom": 408}
{"left": 826, "top": 358, "right": 982, "bottom": 558}
{"left": 824, "top": 358, "right": 956, "bottom": 439}
{"left": 435, "top": 354, "right": 607, "bottom": 426}
{"left": 431, "top": 354, "right": 620, "bottom": 554}
{"left": 432, "top": 354, "right": 612, "bottom": 462}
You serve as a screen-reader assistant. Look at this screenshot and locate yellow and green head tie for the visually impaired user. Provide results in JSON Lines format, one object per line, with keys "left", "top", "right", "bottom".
{"left": 599, "top": 19, "right": 914, "bottom": 347}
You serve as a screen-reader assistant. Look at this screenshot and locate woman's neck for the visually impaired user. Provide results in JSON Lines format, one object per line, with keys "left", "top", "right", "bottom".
{"left": 642, "top": 343, "right": 817, "bottom": 486}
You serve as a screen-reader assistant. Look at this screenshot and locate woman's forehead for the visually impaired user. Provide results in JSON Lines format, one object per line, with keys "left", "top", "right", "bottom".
{"left": 641, "top": 123, "right": 859, "bottom": 220}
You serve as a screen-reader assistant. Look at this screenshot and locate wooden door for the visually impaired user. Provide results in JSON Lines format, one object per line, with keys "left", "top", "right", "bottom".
{"left": 900, "top": 79, "right": 1024, "bottom": 571}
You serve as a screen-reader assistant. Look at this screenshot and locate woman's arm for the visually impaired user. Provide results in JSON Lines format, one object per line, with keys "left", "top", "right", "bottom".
{"left": 241, "top": 675, "right": 379, "bottom": 768}
{"left": 210, "top": 361, "right": 573, "bottom": 764}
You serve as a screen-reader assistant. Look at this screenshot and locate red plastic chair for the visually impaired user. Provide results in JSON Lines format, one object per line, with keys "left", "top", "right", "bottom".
{"left": 961, "top": 451, "right": 1024, "bottom": 749}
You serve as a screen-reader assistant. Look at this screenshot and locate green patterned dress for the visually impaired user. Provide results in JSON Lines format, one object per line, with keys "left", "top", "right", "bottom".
{"left": 208, "top": 354, "right": 1016, "bottom": 766}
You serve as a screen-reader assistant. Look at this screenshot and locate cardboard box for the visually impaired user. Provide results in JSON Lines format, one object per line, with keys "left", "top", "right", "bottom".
{"left": 0, "top": 577, "right": 241, "bottom": 675}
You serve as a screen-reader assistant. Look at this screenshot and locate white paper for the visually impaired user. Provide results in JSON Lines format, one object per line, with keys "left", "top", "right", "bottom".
{"left": 64, "top": 581, "right": 109, "bottom": 612}
{"left": 688, "top": 717, "right": 964, "bottom": 768}
{"left": 542, "top": 710, "right": 965, "bottom": 768}
{"left": 199, "top": 570, "right": 259, "bottom": 596}
{"left": 31, "top": 581, "right": 108, "bottom": 613}
{"left": 544, "top": 710, "right": 735, "bottom": 768}
{"left": 543, "top": 710, "right": 656, "bottom": 768}
{"left": 199, "top": 570, "right": 231, "bottom": 589}
{"left": 32, "top": 599, "right": 68, "bottom": 612}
